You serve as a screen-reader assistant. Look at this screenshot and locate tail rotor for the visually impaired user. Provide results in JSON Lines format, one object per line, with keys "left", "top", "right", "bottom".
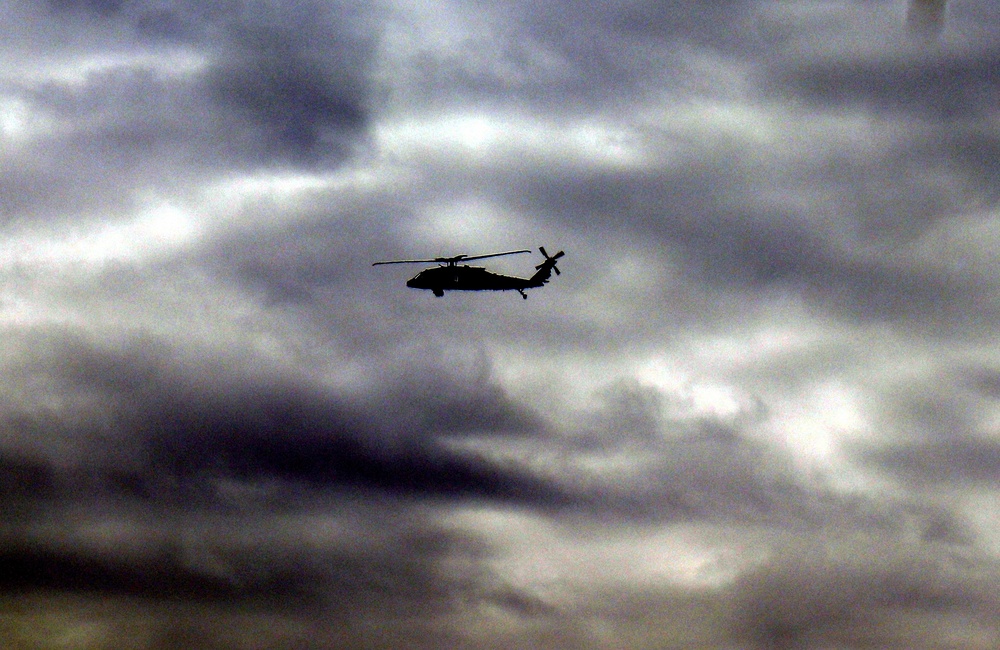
{"left": 536, "top": 247, "right": 565, "bottom": 275}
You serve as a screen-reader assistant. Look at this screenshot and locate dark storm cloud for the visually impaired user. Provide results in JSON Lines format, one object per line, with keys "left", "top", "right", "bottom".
{"left": 0, "top": 496, "right": 498, "bottom": 620}
{"left": 1, "top": 332, "right": 564, "bottom": 506}
{"left": 0, "top": 535, "right": 313, "bottom": 604}
{"left": 0, "top": 330, "right": 562, "bottom": 618}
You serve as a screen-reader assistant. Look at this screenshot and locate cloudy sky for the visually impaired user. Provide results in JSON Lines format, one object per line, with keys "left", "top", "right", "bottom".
{"left": 2, "top": 0, "right": 999, "bottom": 647}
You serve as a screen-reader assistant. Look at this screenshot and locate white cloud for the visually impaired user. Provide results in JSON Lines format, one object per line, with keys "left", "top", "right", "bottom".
{"left": 0, "top": 203, "right": 197, "bottom": 269}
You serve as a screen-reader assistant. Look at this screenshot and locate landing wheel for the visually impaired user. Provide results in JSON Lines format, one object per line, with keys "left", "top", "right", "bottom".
{"left": 433, "top": 289, "right": 444, "bottom": 297}
{"left": 518, "top": 290, "right": 528, "bottom": 300}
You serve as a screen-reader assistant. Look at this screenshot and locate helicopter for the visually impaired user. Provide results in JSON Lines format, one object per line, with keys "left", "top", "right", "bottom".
{"left": 373, "top": 247, "right": 564, "bottom": 299}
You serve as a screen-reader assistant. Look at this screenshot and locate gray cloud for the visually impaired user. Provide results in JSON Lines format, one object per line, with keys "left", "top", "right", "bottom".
{"left": 1, "top": 0, "right": 374, "bottom": 227}
{"left": 852, "top": 437, "right": 1000, "bottom": 487}
{"left": 731, "top": 540, "right": 999, "bottom": 649}
{"left": 908, "top": 0, "right": 948, "bottom": 40}
{"left": 203, "top": 14, "right": 373, "bottom": 166}
{"left": 482, "top": 155, "right": 994, "bottom": 332}
{"left": 766, "top": 48, "right": 1000, "bottom": 120}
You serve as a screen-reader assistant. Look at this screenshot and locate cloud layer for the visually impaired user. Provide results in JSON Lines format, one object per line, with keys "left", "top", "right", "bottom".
{"left": 2, "top": 0, "right": 999, "bottom": 647}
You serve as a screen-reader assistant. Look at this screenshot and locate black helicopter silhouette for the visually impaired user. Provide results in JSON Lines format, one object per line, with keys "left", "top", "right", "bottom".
{"left": 373, "top": 247, "right": 564, "bottom": 299}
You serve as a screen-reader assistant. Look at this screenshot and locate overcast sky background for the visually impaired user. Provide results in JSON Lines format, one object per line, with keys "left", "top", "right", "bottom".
{"left": 1, "top": 0, "right": 999, "bottom": 648}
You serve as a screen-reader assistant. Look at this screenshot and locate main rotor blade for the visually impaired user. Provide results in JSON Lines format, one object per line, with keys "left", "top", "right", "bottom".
{"left": 373, "top": 249, "right": 530, "bottom": 266}
{"left": 372, "top": 258, "right": 442, "bottom": 266}
{"left": 459, "top": 249, "right": 532, "bottom": 263}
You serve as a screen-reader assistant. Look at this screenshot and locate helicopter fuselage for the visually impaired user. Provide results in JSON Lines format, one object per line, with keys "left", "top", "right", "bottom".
{"left": 374, "top": 247, "right": 563, "bottom": 299}
{"left": 406, "top": 265, "right": 543, "bottom": 297}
